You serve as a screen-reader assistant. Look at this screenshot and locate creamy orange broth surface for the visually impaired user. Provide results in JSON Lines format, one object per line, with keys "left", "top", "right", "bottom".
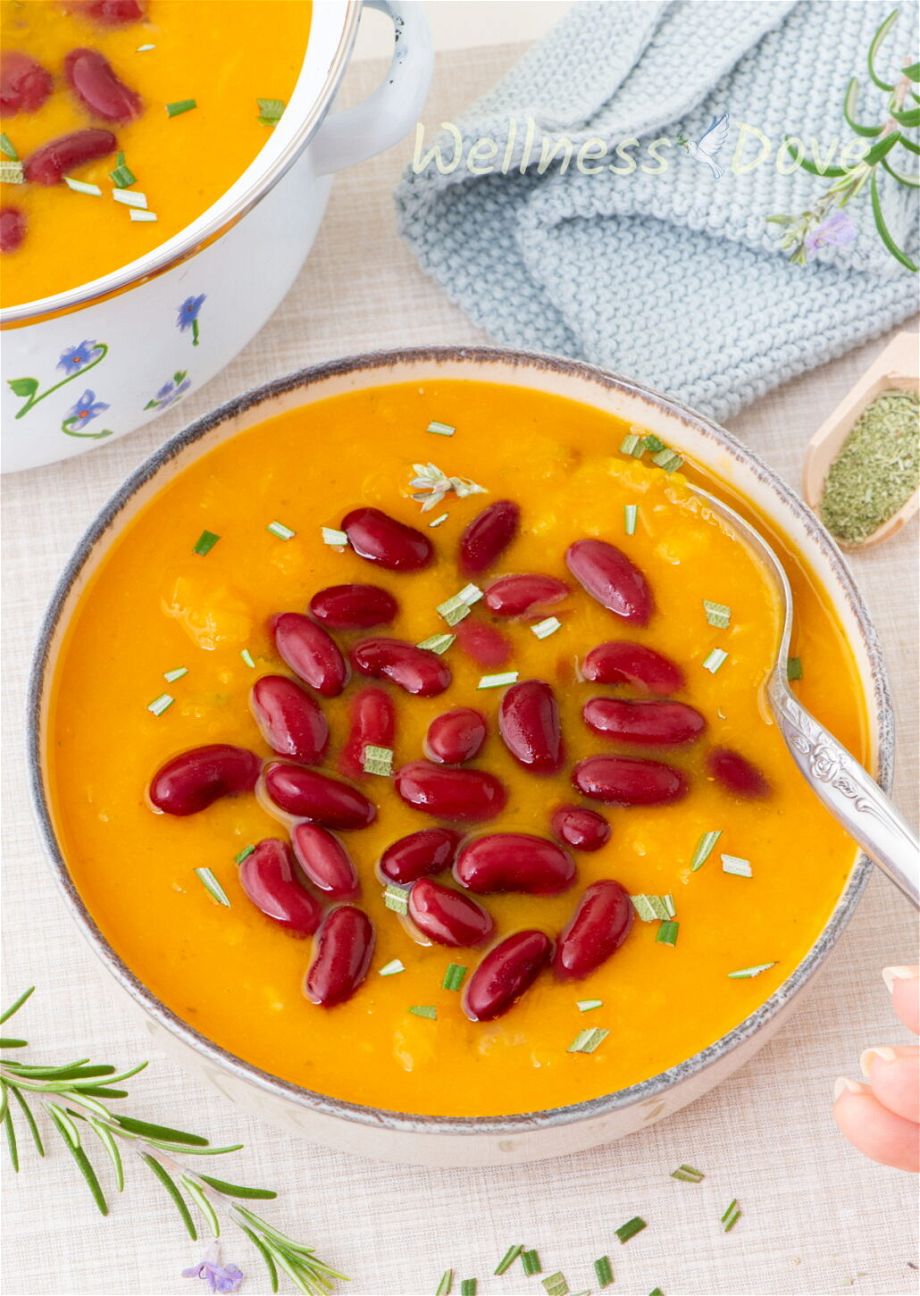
{"left": 1, "top": 0, "right": 311, "bottom": 307}
{"left": 47, "top": 381, "right": 867, "bottom": 1117}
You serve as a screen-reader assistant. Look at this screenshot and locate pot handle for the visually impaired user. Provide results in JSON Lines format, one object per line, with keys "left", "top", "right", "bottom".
{"left": 312, "top": 0, "right": 433, "bottom": 176}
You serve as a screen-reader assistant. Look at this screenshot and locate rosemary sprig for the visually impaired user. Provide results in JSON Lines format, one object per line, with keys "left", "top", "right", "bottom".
{"left": 0, "top": 988, "right": 345, "bottom": 1295}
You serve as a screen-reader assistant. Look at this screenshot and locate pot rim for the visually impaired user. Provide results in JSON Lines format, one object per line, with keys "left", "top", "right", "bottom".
{"left": 28, "top": 345, "right": 891, "bottom": 1137}
{"left": 0, "top": 1, "right": 360, "bottom": 329}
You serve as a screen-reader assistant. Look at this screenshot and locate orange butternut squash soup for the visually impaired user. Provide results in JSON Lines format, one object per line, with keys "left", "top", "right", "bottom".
{"left": 47, "top": 381, "right": 867, "bottom": 1117}
{"left": 0, "top": 0, "right": 311, "bottom": 307}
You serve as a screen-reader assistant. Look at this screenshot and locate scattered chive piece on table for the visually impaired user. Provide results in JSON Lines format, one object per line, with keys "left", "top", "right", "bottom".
{"left": 0, "top": 160, "right": 23, "bottom": 183}
{"left": 531, "top": 616, "right": 561, "bottom": 639}
{"left": 568, "top": 1027, "right": 609, "bottom": 1054}
{"left": 478, "top": 671, "right": 519, "bottom": 690}
{"left": 577, "top": 998, "right": 603, "bottom": 1012}
{"left": 631, "top": 894, "right": 674, "bottom": 922}
{"left": 703, "top": 599, "right": 732, "bottom": 628}
{"left": 721, "top": 1199, "right": 742, "bottom": 1232}
{"left": 417, "top": 633, "right": 455, "bottom": 654}
{"left": 624, "top": 503, "right": 639, "bottom": 535}
{"left": 0, "top": 133, "right": 17, "bottom": 160}
{"left": 459, "top": 1281, "right": 476, "bottom": 1296}
{"left": 194, "top": 529, "right": 220, "bottom": 556}
{"left": 257, "top": 97, "right": 285, "bottom": 126}
{"left": 787, "top": 656, "right": 804, "bottom": 681}
{"left": 721, "top": 854, "right": 752, "bottom": 878}
{"left": 163, "top": 666, "right": 188, "bottom": 683}
{"left": 129, "top": 209, "right": 158, "bottom": 222}
{"left": 321, "top": 527, "right": 349, "bottom": 546}
{"left": 649, "top": 1289, "right": 665, "bottom": 1296}
{"left": 113, "top": 189, "right": 147, "bottom": 209}
{"left": 379, "top": 959, "right": 405, "bottom": 977}
{"left": 594, "top": 1256, "right": 614, "bottom": 1288}
{"left": 521, "top": 1250, "right": 542, "bottom": 1276}
{"left": 615, "top": 1216, "right": 647, "bottom": 1244}
{"left": 383, "top": 884, "right": 409, "bottom": 915}
{"left": 543, "top": 1273, "right": 569, "bottom": 1296}
{"left": 427, "top": 420, "right": 456, "bottom": 437}
{"left": 234, "top": 845, "right": 255, "bottom": 864}
{"left": 166, "top": 99, "right": 197, "bottom": 117}
{"left": 702, "top": 647, "right": 728, "bottom": 674}
{"left": 435, "top": 1269, "right": 453, "bottom": 1296}
{"left": 619, "top": 432, "right": 644, "bottom": 456}
{"left": 690, "top": 829, "right": 722, "bottom": 871}
{"left": 147, "top": 692, "right": 173, "bottom": 717}
{"left": 494, "top": 1245, "right": 523, "bottom": 1276}
{"left": 671, "top": 1164, "right": 705, "bottom": 1183}
{"left": 656, "top": 920, "right": 679, "bottom": 947}
{"left": 194, "top": 867, "right": 230, "bottom": 907}
{"left": 240, "top": 649, "right": 256, "bottom": 669}
{"left": 429, "top": 513, "right": 450, "bottom": 528}
{"left": 728, "top": 962, "right": 776, "bottom": 979}
{"left": 266, "top": 520, "right": 295, "bottom": 540}
{"left": 109, "top": 151, "right": 136, "bottom": 187}
{"left": 409, "top": 1005, "right": 438, "bottom": 1021}
{"left": 362, "top": 745, "right": 394, "bottom": 777}
{"left": 442, "top": 963, "right": 467, "bottom": 992}
{"left": 64, "top": 176, "right": 101, "bottom": 196}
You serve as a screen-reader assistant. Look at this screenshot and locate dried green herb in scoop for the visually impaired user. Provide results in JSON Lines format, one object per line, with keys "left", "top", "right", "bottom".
{"left": 820, "top": 390, "right": 920, "bottom": 545}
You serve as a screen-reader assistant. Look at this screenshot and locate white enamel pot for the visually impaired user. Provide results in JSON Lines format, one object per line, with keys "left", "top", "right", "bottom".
{"left": 0, "top": 1, "right": 432, "bottom": 474}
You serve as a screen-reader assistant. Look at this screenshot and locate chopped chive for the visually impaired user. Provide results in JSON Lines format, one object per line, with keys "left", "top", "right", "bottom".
{"left": 787, "top": 656, "right": 804, "bottom": 681}
{"left": 649, "top": 1289, "right": 665, "bottom": 1296}
{"left": 568, "top": 1027, "right": 609, "bottom": 1054}
{"left": 442, "top": 963, "right": 467, "bottom": 992}
{"left": 379, "top": 959, "right": 405, "bottom": 978}
{"left": 531, "top": 616, "right": 561, "bottom": 640}
{"left": 437, "top": 583, "right": 483, "bottom": 626}
{"left": 721, "top": 1199, "right": 742, "bottom": 1232}
{"left": 0, "top": 160, "right": 24, "bottom": 184}
{"left": 594, "top": 1256, "right": 614, "bottom": 1288}
{"left": 494, "top": 1245, "right": 523, "bottom": 1276}
{"left": 652, "top": 449, "right": 683, "bottom": 472}
{"left": 194, "top": 867, "right": 230, "bottom": 907}
{"left": 129, "top": 209, "right": 158, "bottom": 222}
{"left": 543, "top": 1274, "right": 568, "bottom": 1296}
{"left": 383, "top": 884, "right": 409, "bottom": 915}
{"left": 321, "top": 526, "right": 349, "bottom": 546}
{"left": 624, "top": 504, "right": 638, "bottom": 535}
{"left": 427, "top": 420, "right": 455, "bottom": 437}
{"left": 112, "top": 188, "right": 147, "bottom": 208}
{"left": 477, "top": 671, "right": 519, "bottom": 689}
{"left": 266, "top": 520, "right": 295, "bottom": 540}
{"left": 671, "top": 1164, "right": 705, "bottom": 1182}
{"left": 577, "top": 998, "right": 603, "bottom": 1012}
{"left": 631, "top": 894, "right": 674, "bottom": 922}
{"left": 459, "top": 1281, "right": 476, "bottom": 1296}
{"left": 619, "top": 432, "right": 643, "bottom": 456}
{"left": 166, "top": 99, "right": 197, "bottom": 117}
{"left": 703, "top": 599, "right": 732, "bottom": 628}
{"left": 136, "top": 43, "right": 155, "bottom": 51}
{"left": 728, "top": 962, "right": 776, "bottom": 979}
{"left": 428, "top": 513, "right": 449, "bottom": 528}
{"left": 656, "top": 920, "right": 679, "bottom": 946}
{"left": 240, "top": 649, "right": 256, "bottom": 669}
{"left": 435, "top": 1270, "right": 453, "bottom": 1296}
{"left": 417, "top": 633, "right": 455, "bottom": 654}
{"left": 234, "top": 845, "right": 255, "bottom": 864}
{"left": 690, "top": 829, "right": 722, "bottom": 872}
{"left": 615, "top": 1216, "right": 647, "bottom": 1244}
{"left": 702, "top": 647, "right": 728, "bottom": 674}
{"left": 362, "top": 745, "right": 393, "bottom": 777}
{"left": 409, "top": 1005, "right": 437, "bottom": 1020}
{"left": 147, "top": 693, "right": 174, "bottom": 716}
{"left": 643, "top": 434, "right": 666, "bottom": 453}
{"left": 110, "top": 151, "right": 137, "bottom": 187}
{"left": 257, "top": 97, "right": 285, "bottom": 126}
{"left": 194, "top": 529, "right": 220, "bottom": 556}
{"left": 0, "top": 134, "right": 18, "bottom": 160}
{"left": 163, "top": 667, "right": 188, "bottom": 683}
{"left": 721, "top": 854, "right": 752, "bottom": 878}
{"left": 64, "top": 176, "right": 101, "bottom": 196}
{"left": 521, "top": 1250, "right": 542, "bottom": 1277}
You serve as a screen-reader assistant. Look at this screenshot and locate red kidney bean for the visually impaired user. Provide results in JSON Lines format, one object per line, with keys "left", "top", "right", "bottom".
{"left": 351, "top": 638, "right": 451, "bottom": 697}
{"left": 309, "top": 583, "right": 398, "bottom": 630}
{"left": 582, "top": 698, "right": 705, "bottom": 746}
{"left": 250, "top": 675, "right": 329, "bottom": 765}
{"left": 484, "top": 574, "right": 570, "bottom": 618}
{"left": 239, "top": 839, "right": 322, "bottom": 936}
{"left": 425, "top": 708, "right": 487, "bottom": 765}
{"left": 76, "top": 0, "right": 147, "bottom": 22}
{"left": 342, "top": 506, "right": 433, "bottom": 572}
{"left": 408, "top": 878, "right": 495, "bottom": 948}
{"left": 464, "top": 930, "right": 552, "bottom": 1022}
{"left": 1, "top": 52, "right": 53, "bottom": 115}
{"left": 291, "top": 823, "right": 358, "bottom": 899}
{"left": 582, "top": 641, "right": 685, "bottom": 694}
{"left": 304, "top": 906, "right": 375, "bottom": 1008}
{"left": 498, "top": 680, "right": 564, "bottom": 774}
{"left": 0, "top": 208, "right": 26, "bottom": 254}
{"left": 339, "top": 687, "right": 395, "bottom": 779}
{"left": 149, "top": 744, "right": 260, "bottom": 816}
{"left": 396, "top": 761, "right": 507, "bottom": 823}
{"left": 553, "top": 880, "right": 633, "bottom": 981}
{"left": 454, "top": 833, "right": 576, "bottom": 894}
{"left": 264, "top": 763, "right": 376, "bottom": 829}
{"left": 272, "top": 612, "right": 347, "bottom": 697}
{"left": 566, "top": 539, "right": 654, "bottom": 625}
{"left": 572, "top": 755, "right": 687, "bottom": 806}
{"left": 378, "top": 828, "right": 460, "bottom": 883}
{"left": 454, "top": 618, "right": 511, "bottom": 668}
{"left": 550, "top": 805, "right": 611, "bottom": 852}
{"left": 64, "top": 49, "right": 141, "bottom": 122}
{"left": 707, "top": 746, "right": 770, "bottom": 798}
{"left": 24, "top": 129, "right": 116, "bottom": 184}
{"left": 459, "top": 500, "right": 520, "bottom": 575}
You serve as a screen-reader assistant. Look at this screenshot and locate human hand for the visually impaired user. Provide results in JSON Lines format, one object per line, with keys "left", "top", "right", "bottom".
{"left": 833, "top": 966, "right": 919, "bottom": 1172}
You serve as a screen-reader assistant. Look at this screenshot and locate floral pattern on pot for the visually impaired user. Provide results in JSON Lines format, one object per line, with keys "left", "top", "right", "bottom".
{"left": 145, "top": 370, "right": 192, "bottom": 412}
{"left": 8, "top": 339, "right": 109, "bottom": 420}
{"left": 62, "top": 389, "right": 113, "bottom": 441}
{"left": 177, "top": 295, "right": 206, "bottom": 348}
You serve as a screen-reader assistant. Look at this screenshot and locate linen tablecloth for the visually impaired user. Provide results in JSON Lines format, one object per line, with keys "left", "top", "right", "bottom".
{"left": 1, "top": 45, "right": 918, "bottom": 1296}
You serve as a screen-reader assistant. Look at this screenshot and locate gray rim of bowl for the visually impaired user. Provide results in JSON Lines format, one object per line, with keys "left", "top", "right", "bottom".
{"left": 28, "top": 345, "right": 892, "bottom": 1136}
{"left": 0, "top": 4, "right": 361, "bottom": 326}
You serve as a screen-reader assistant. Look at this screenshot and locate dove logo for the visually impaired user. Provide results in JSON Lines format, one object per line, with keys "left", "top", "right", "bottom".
{"left": 677, "top": 113, "right": 731, "bottom": 178}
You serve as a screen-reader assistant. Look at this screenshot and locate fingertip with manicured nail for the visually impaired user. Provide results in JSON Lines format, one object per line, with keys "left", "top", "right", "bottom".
{"left": 833, "top": 1076, "right": 870, "bottom": 1102}
{"left": 859, "top": 1045, "right": 897, "bottom": 1077}
{"left": 882, "top": 966, "right": 917, "bottom": 995}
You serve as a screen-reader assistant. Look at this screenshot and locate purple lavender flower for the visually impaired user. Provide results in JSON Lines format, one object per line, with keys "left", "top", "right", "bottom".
{"left": 65, "top": 389, "right": 109, "bottom": 430}
{"left": 804, "top": 210, "right": 857, "bottom": 256}
{"left": 57, "top": 341, "right": 99, "bottom": 375}
{"left": 182, "top": 1257, "right": 244, "bottom": 1294}
{"left": 177, "top": 294, "right": 206, "bottom": 346}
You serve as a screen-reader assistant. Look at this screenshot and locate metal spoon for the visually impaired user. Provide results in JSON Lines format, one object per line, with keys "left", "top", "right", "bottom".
{"left": 689, "top": 485, "right": 919, "bottom": 907}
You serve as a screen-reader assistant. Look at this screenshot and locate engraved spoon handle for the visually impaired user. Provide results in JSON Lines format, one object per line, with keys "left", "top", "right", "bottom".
{"left": 771, "top": 680, "right": 920, "bottom": 907}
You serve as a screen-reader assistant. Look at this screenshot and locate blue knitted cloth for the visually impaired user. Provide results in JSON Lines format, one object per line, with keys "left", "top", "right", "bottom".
{"left": 395, "top": 1, "right": 919, "bottom": 421}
